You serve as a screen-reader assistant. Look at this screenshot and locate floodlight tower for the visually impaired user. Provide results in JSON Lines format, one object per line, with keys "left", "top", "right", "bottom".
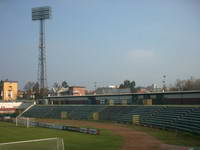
{"left": 32, "top": 6, "right": 51, "bottom": 94}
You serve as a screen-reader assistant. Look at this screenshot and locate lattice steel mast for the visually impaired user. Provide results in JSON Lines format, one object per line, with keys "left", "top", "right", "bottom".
{"left": 32, "top": 6, "right": 51, "bottom": 91}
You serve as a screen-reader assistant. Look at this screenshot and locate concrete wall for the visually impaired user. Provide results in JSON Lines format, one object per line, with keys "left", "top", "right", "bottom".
{"left": 0, "top": 102, "right": 22, "bottom": 108}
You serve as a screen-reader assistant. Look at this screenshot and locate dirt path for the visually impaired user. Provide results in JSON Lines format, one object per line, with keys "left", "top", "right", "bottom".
{"left": 38, "top": 119, "right": 190, "bottom": 150}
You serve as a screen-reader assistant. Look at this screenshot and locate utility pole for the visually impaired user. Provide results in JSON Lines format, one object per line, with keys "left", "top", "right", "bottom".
{"left": 162, "top": 75, "right": 166, "bottom": 92}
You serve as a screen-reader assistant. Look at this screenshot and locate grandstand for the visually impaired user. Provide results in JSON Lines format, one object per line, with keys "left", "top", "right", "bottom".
{"left": 22, "top": 105, "right": 200, "bottom": 135}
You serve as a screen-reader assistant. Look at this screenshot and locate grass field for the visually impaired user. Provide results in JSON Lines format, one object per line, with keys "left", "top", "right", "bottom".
{"left": 85, "top": 120, "right": 200, "bottom": 147}
{"left": 0, "top": 121, "right": 123, "bottom": 150}
{"left": 62, "top": 119, "right": 200, "bottom": 147}
{"left": 1, "top": 120, "right": 200, "bottom": 150}
{"left": 128, "top": 124, "right": 200, "bottom": 147}
{"left": 0, "top": 138, "right": 61, "bottom": 150}
{"left": 36, "top": 118, "right": 200, "bottom": 148}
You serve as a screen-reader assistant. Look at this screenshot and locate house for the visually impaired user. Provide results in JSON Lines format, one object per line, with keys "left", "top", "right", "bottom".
{"left": 69, "top": 86, "right": 86, "bottom": 96}
{"left": 0, "top": 80, "right": 18, "bottom": 101}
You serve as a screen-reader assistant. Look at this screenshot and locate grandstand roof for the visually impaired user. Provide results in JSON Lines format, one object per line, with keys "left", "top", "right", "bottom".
{"left": 47, "top": 90, "right": 200, "bottom": 99}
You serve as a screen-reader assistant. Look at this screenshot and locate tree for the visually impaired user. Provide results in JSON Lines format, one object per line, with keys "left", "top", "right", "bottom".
{"left": 24, "top": 81, "right": 35, "bottom": 91}
{"left": 39, "top": 88, "right": 49, "bottom": 99}
{"left": 130, "top": 81, "right": 136, "bottom": 92}
{"left": 124, "top": 80, "right": 131, "bottom": 88}
{"left": 119, "top": 80, "right": 129, "bottom": 88}
{"left": 52, "top": 82, "right": 61, "bottom": 95}
{"left": 33, "top": 82, "right": 40, "bottom": 99}
{"left": 33, "top": 82, "right": 39, "bottom": 92}
{"left": 23, "top": 81, "right": 35, "bottom": 99}
{"left": 53, "top": 82, "right": 60, "bottom": 89}
{"left": 119, "top": 80, "right": 136, "bottom": 92}
{"left": 170, "top": 77, "right": 200, "bottom": 91}
{"left": 61, "top": 81, "right": 68, "bottom": 88}
{"left": 23, "top": 81, "right": 50, "bottom": 99}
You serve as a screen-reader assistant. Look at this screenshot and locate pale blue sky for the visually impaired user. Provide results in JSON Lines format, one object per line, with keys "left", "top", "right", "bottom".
{"left": 0, "top": 0, "right": 200, "bottom": 90}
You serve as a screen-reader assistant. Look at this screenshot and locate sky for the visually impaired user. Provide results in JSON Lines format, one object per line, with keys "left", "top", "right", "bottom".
{"left": 0, "top": 0, "right": 200, "bottom": 90}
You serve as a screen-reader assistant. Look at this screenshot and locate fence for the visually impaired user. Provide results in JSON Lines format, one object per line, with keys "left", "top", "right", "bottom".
{"left": 15, "top": 117, "right": 100, "bottom": 135}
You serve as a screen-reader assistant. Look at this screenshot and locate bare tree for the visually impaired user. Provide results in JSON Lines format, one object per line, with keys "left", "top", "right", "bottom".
{"left": 170, "top": 77, "right": 200, "bottom": 91}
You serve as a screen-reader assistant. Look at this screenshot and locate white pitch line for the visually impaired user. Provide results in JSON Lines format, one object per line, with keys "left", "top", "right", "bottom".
{"left": 0, "top": 137, "right": 58, "bottom": 145}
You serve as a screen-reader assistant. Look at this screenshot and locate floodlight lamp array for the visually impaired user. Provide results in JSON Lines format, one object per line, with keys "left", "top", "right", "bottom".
{"left": 32, "top": 6, "right": 51, "bottom": 20}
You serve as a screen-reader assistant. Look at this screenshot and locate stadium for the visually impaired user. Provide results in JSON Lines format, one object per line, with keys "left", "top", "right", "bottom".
{"left": 1, "top": 1, "right": 200, "bottom": 150}
{"left": 1, "top": 91, "right": 200, "bottom": 150}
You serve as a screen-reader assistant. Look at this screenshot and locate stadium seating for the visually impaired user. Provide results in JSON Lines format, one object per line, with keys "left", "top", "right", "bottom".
{"left": 17, "top": 102, "right": 34, "bottom": 110}
{"left": 22, "top": 105, "right": 200, "bottom": 134}
{"left": 23, "top": 105, "right": 106, "bottom": 119}
{"left": 67, "top": 106, "right": 105, "bottom": 120}
{"left": 173, "top": 107, "right": 200, "bottom": 134}
{"left": 140, "top": 106, "right": 200, "bottom": 134}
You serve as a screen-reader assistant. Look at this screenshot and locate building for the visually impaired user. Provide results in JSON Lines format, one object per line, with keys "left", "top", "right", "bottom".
{"left": 56, "top": 87, "right": 69, "bottom": 96}
{"left": 95, "top": 87, "right": 131, "bottom": 95}
{"left": 52, "top": 86, "right": 86, "bottom": 96}
{"left": 68, "top": 86, "right": 86, "bottom": 96}
{"left": 0, "top": 81, "right": 18, "bottom": 101}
